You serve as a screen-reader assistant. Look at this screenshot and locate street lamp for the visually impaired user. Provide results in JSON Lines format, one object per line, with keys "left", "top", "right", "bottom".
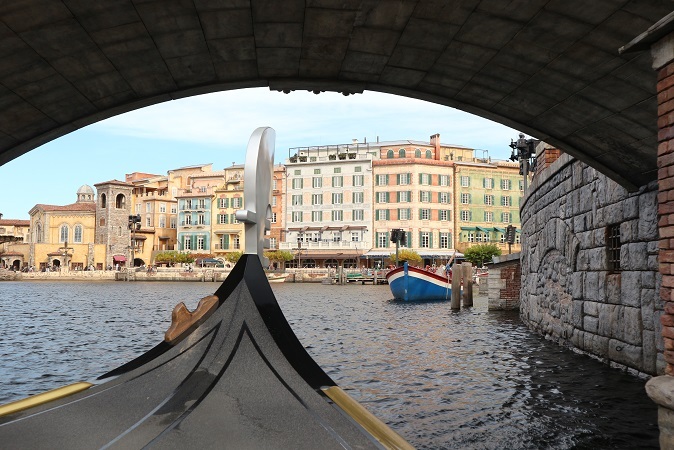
{"left": 509, "top": 133, "right": 538, "bottom": 192}
{"left": 128, "top": 214, "right": 141, "bottom": 271}
{"left": 296, "top": 233, "right": 303, "bottom": 269}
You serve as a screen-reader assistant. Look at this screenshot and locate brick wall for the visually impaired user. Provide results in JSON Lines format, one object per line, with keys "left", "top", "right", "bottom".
{"left": 487, "top": 253, "right": 521, "bottom": 310}
{"left": 658, "top": 61, "right": 674, "bottom": 376}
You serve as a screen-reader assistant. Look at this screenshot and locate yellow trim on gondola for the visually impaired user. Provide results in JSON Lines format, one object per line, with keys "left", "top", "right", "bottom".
{"left": 0, "top": 382, "right": 93, "bottom": 417}
{"left": 321, "top": 386, "right": 415, "bottom": 450}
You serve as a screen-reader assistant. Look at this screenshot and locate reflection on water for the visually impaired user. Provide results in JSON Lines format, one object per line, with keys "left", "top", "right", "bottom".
{"left": 0, "top": 281, "right": 659, "bottom": 449}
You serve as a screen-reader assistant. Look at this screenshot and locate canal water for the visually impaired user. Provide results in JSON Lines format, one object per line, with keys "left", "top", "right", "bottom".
{"left": 0, "top": 281, "right": 659, "bottom": 449}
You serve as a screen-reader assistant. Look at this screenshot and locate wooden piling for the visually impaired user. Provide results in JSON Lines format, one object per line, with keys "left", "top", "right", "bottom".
{"left": 462, "top": 262, "right": 473, "bottom": 307}
{"left": 450, "top": 266, "right": 461, "bottom": 309}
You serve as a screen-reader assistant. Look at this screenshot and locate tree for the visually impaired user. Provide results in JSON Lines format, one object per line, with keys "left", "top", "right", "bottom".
{"left": 389, "top": 249, "right": 423, "bottom": 266}
{"left": 264, "top": 250, "right": 294, "bottom": 265}
{"left": 463, "top": 244, "right": 502, "bottom": 267}
{"left": 225, "top": 251, "right": 243, "bottom": 264}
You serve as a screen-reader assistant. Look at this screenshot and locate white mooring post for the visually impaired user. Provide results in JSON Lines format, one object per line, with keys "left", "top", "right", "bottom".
{"left": 462, "top": 262, "right": 473, "bottom": 307}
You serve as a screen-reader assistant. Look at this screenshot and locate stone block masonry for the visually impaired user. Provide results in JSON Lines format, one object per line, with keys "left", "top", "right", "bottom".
{"left": 520, "top": 153, "right": 662, "bottom": 376}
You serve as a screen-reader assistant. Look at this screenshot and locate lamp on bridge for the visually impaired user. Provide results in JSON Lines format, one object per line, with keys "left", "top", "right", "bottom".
{"left": 509, "top": 133, "right": 538, "bottom": 192}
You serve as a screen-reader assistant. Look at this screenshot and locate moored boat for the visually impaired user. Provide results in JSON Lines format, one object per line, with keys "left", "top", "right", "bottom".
{"left": 386, "top": 261, "right": 455, "bottom": 301}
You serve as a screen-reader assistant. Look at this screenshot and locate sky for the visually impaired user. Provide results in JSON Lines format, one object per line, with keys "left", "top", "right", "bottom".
{"left": 0, "top": 87, "right": 523, "bottom": 219}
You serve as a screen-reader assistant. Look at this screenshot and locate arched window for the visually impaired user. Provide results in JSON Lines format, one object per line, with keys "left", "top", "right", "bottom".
{"left": 387, "top": 150, "right": 394, "bottom": 159}
{"left": 116, "top": 193, "right": 126, "bottom": 209}
{"left": 426, "top": 150, "right": 432, "bottom": 159}
{"left": 415, "top": 149, "right": 421, "bottom": 158}
{"left": 60, "top": 224, "right": 69, "bottom": 243}
{"left": 100, "top": 193, "right": 106, "bottom": 208}
{"left": 398, "top": 149, "right": 406, "bottom": 158}
{"left": 74, "top": 224, "right": 83, "bottom": 243}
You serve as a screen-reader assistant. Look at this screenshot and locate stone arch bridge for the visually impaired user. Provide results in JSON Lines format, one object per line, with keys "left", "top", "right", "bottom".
{"left": 4, "top": 0, "right": 674, "bottom": 440}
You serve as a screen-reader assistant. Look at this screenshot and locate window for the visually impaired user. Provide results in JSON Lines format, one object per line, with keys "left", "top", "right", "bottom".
{"left": 460, "top": 176, "right": 470, "bottom": 187}
{"left": 501, "top": 179, "right": 511, "bottom": 190}
{"left": 377, "top": 192, "right": 388, "bottom": 203}
{"left": 519, "top": 180, "right": 525, "bottom": 191}
{"left": 334, "top": 167, "right": 341, "bottom": 174}
{"left": 294, "top": 170, "right": 301, "bottom": 175}
{"left": 198, "top": 213, "right": 205, "bottom": 225}
{"left": 172, "top": 187, "right": 178, "bottom": 197}
{"left": 184, "top": 236, "right": 191, "bottom": 250}
{"left": 199, "top": 186, "right": 207, "bottom": 193}
{"left": 439, "top": 192, "right": 450, "bottom": 204}
{"left": 468, "top": 233, "right": 475, "bottom": 242}
{"left": 420, "top": 191, "right": 431, "bottom": 202}
{"left": 332, "top": 210, "right": 343, "bottom": 221}
{"left": 353, "top": 209, "right": 364, "bottom": 221}
{"left": 312, "top": 210, "right": 322, "bottom": 222}
{"left": 272, "top": 196, "right": 277, "bottom": 207}
{"left": 420, "top": 208, "right": 431, "bottom": 220}
{"left": 271, "top": 212, "right": 277, "bottom": 223}
{"left": 313, "top": 177, "right": 322, "bottom": 188}
{"left": 314, "top": 168, "right": 321, "bottom": 174}
{"left": 332, "top": 232, "right": 342, "bottom": 242}
{"left": 115, "top": 193, "right": 126, "bottom": 209}
{"left": 440, "top": 232, "right": 450, "bottom": 249}
{"left": 376, "top": 209, "right": 389, "bottom": 221}
{"left": 170, "top": 217, "right": 177, "bottom": 228}
{"left": 312, "top": 193, "right": 323, "bottom": 205}
{"left": 219, "top": 235, "right": 229, "bottom": 250}
{"left": 159, "top": 203, "right": 166, "bottom": 213}
{"left": 60, "top": 225, "right": 69, "bottom": 243}
{"left": 502, "top": 196, "right": 512, "bottom": 207}
{"left": 292, "top": 178, "right": 303, "bottom": 189}
{"left": 355, "top": 166, "right": 362, "bottom": 172}
{"left": 439, "top": 175, "right": 450, "bottom": 186}
{"left": 420, "top": 232, "right": 430, "bottom": 248}
{"left": 332, "top": 193, "right": 343, "bottom": 204}
{"left": 377, "top": 232, "right": 388, "bottom": 248}
{"left": 351, "top": 232, "right": 360, "bottom": 242}
{"left": 218, "top": 198, "right": 227, "bottom": 208}
{"left": 440, "top": 210, "right": 451, "bottom": 221}
{"left": 136, "top": 203, "right": 141, "bottom": 214}
{"left": 269, "top": 237, "right": 277, "bottom": 249}
{"left": 399, "top": 191, "right": 410, "bottom": 202}
{"left": 233, "top": 236, "right": 241, "bottom": 250}
{"left": 500, "top": 233, "right": 506, "bottom": 243}
{"left": 218, "top": 214, "right": 227, "bottom": 224}
{"left": 607, "top": 224, "right": 621, "bottom": 272}
{"left": 399, "top": 208, "right": 410, "bottom": 220}
{"left": 426, "top": 150, "right": 432, "bottom": 158}
{"left": 503, "top": 212, "right": 511, "bottom": 223}
{"left": 461, "top": 193, "right": 471, "bottom": 204}
{"left": 159, "top": 215, "right": 166, "bottom": 228}
{"left": 353, "top": 174, "right": 364, "bottom": 186}
{"left": 461, "top": 210, "right": 471, "bottom": 221}
{"left": 232, "top": 197, "right": 242, "bottom": 208}
{"left": 485, "top": 211, "right": 494, "bottom": 222}
{"left": 376, "top": 174, "right": 388, "bottom": 186}
{"left": 387, "top": 150, "right": 394, "bottom": 158}
{"left": 484, "top": 178, "right": 494, "bottom": 189}
{"left": 171, "top": 204, "right": 177, "bottom": 214}
{"left": 399, "top": 149, "right": 406, "bottom": 157}
{"left": 146, "top": 215, "right": 152, "bottom": 227}
{"left": 398, "top": 173, "right": 411, "bottom": 185}
{"left": 353, "top": 192, "right": 364, "bottom": 203}
{"left": 197, "top": 236, "right": 205, "bottom": 250}
{"left": 420, "top": 173, "right": 431, "bottom": 185}
{"left": 73, "top": 225, "right": 82, "bottom": 243}
{"left": 292, "top": 194, "right": 303, "bottom": 206}
{"left": 198, "top": 198, "right": 207, "bottom": 209}
{"left": 485, "top": 195, "right": 494, "bottom": 206}
{"left": 415, "top": 149, "right": 421, "bottom": 158}
{"left": 332, "top": 176, "right": 343, "bottom": 187}
{"left": 292, "top": 211, "right": 303, "bottom": 222}
{"left": 100, "top": 193, "right": 107, "bottom": 208}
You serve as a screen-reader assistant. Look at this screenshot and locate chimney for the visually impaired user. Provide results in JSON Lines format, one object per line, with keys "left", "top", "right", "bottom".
{"left": 430, "top": 133, "right": 441, "bottom": 158}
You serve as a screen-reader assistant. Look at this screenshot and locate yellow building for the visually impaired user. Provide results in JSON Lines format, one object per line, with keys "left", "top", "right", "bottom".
{"left": 0, "top": 216, "right": 30, "bottom": 269}
{"left": 24, "top": 185, "right": 107, "bottom": 271}
{"left": 211, "top": 164, "right": 245, "bottom": 260}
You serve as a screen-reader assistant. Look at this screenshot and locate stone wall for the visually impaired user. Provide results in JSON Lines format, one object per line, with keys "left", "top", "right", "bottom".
{"left": 520, "top": 153, "right": 662, "bottom": 375}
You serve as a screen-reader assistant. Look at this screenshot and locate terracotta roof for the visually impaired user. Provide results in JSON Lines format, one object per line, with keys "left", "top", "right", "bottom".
{"left": 35, "top": 202, "right": 97, "bottom": 212}
{"left": 0, "top": 219, "right": 30, "bottom": 226}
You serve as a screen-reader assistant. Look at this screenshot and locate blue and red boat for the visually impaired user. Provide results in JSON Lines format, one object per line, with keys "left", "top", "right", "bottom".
{"left": 386, "top": 261, "right": 456, "bottom": 301}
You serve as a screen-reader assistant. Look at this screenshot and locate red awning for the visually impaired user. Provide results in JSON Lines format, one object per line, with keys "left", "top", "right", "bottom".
{"left": 113, "top": 255, "right": 126, "bottom": 262}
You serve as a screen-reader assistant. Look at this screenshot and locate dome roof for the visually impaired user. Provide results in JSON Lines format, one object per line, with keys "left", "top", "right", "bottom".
{"left": 77, "top": 184, "right": 94, "bottom": 195}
